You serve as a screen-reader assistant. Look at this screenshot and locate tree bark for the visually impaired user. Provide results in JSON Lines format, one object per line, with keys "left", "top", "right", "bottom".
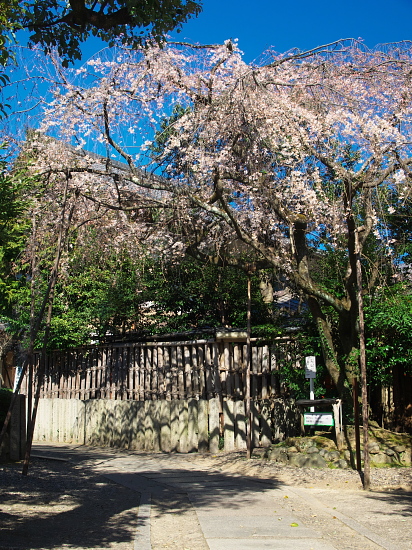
{"left": 246, "top": 272, "right": 252, "bottom": 459}
{"left": 355, "top": 229, "right": 370, "bottom": 490}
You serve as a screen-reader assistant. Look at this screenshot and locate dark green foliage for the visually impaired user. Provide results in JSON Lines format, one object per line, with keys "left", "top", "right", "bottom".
{"left": 279, "top": 360, "right": 332, "bottom": 401}
{"left": 0, "top": 161, "right": 33, "bottom": 318}
{"left": 45, "top": 251, "right": 277, "bottom": 347}
{"left": 7, "top": 0, "right": 202, "bottom": 66}
{"left": 3, "top": 215, "right": 278, "bottom": 349}
{"left": 48, "top": 247, "right": 146, "bottom": 347}
{"left": 274, "top": 321, "right": 335, "bottom": 401}
{"left": 386, "top": 198, "right": 412, "bottom": 265}
{"left": 0, "top": 0, "right": 23, "bottom": 116}
{"left": 143, "top": 258, "right": 274, "bottom": 334}
{"left": 365, "top": 283, "right": 412, "bottom": 387}
{"left": 307, "top": 209, "right": 412, "bottom": 393}
{"left": 0, "top": 1, "right": 21, "bottom": 66}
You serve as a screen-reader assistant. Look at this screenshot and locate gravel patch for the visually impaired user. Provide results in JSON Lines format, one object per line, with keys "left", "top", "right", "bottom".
{"left": 182, "top": 450, "right": 412, "bottom": 491}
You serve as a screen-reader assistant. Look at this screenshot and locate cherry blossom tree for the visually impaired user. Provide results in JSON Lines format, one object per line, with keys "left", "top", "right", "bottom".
{"left": 25, "top": 39, "right": 412, "bottom": 403}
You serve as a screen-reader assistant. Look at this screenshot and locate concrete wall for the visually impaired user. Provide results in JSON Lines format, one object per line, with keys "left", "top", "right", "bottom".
{"left": 0, "top": 394, "right": 26, "bottom": 461}
{"left": 33, "top": 397, "right": 299, "bottom": 452}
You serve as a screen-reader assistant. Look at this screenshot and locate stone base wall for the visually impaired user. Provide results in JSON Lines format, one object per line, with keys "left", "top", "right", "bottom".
{"left": 33, "top": 397, "right": 299, "bottom": 452}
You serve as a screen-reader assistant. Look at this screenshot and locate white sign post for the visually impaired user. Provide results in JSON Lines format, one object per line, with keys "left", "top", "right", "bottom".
{"left": 305, "top": 356, "right": 316, "bottom": 412}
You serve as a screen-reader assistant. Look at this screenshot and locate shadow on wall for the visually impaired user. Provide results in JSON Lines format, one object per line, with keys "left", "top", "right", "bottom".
{"left": 33, "top": 397, "right": 301, "bottom": 452}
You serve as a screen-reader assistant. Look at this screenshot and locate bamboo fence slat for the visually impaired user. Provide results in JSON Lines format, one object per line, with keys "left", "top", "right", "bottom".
{"left": 192, "top": 345, "right": 199, "bottom": 398}
{"left": 164, "top": 346, "right": 171, "bottom": 400}
{"left": 177, "top": 346, "right": 184, "bottom": 400}
{"left": 184, "top": 346, "right": 191, "bottom": 398}
{"left": 197, "top": 345, "right": 205, "bottom": 399}
{"left": 31, "top": 338, "right": 299, "bottom": 402}
{"left": 171, "top": 346, "right": 178, "bottom": 400}
{"left": 151, "top": 347, "right": 158, "bottom": 401}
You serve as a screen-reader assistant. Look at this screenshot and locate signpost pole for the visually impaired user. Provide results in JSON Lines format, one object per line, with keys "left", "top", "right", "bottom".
{"left": 305, "top": 356, "right": 316, "bottom": 412}
{"left": 309, "top": 378, "right": 315, "bottom": 412}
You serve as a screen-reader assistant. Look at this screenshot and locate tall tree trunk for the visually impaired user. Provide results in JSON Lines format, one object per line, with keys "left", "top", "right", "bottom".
{"left": 355, "top": 229, "right": 370, "bottom": 490}
{"left": 306, "top": 296, "right": 353, "bottom": 404}
{"left": 246, "top": 272, "right": 252, "bottom": 459}
{"left": 22, "top": 177, "right": 77, "bottom": 475}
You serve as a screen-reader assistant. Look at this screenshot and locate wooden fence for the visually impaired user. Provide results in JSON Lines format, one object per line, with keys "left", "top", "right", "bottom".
{"left": 24, "top": 338, "right": 302, "bottom": 402}
{"left": 27, "top": 338, "right": 302, "bottom": 452}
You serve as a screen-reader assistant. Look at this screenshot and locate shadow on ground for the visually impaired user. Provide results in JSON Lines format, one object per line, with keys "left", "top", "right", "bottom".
{"left": 4, "top": 443, "right": 411, "bottom": 550}
{"left": 0, "top": 458, "right": 141, "bottom": 550}
{"left": 0, "top": 444, "right": 283, "bottom": 549}
{"left": 365, "top": 488, "right": 412, "bottom": 516}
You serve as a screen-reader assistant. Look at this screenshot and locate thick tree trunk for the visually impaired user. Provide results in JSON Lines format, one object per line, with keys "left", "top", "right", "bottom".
{"left": 307, "top": 296, "right": 353, "bottom": 404}
{"left": 293, "top": 217, "right": 355, "bottom": 402}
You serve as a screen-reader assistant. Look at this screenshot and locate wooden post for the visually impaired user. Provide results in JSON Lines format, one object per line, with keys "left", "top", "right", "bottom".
{"left": 160, "top": 400, "right": 171, "bottom": 452}
{"left": 192, "top": 346, "right": 199, "bottom": 398}
{"left": 223, "top": 399, "right": 235, "bottom": 451}
{"left": 139, "top": 347, "right": 145, "bottom": 401}
{"left": 246, "top": 273, "right": 252, "bottom": 459}
{"left": 233, "top": 344, "right": 241, "bottom": 399}
{"left": 332, "top": 400, "right": 343, "bottom": 450}
{"left": 198, "top": 345, "right": 206, "bottom": 399}
{"left": 251, "top": 346, "right": 258, "bottom": 399}
{"left": 353, "top": 377, "right": 362, "bottom": 471}
{"left": 96, "top": 348, "right": 102, "bottom": 399}
{"left": 184, "top": 346, "right": 191, "bottom": 398}
{"left": 205, "top": 344, "right": 213, "bottom": 398}
{"left": 208, "top": 397, "right": 220, "bottom": 454}
{"left": 234, "top": 400, "right": 247, "bottom": 449}
{"left": 261, "top": 345, "right": 269, "bottom": 399}
{"left": 164, "top": 347, "right": 171, "bottom": 400}
{"left": 198, "top": 399, "right": 209, "bottom": 452}
{"left": 145, "top": 347, "right": 152, "bottom": 401}
{"left": 170, "top": 346, "right": 177, "bottom": 399}
{"left": 355, "top": 229, "right": 370, "bottom": 490}
{"left": 177, "top": 346, "right": 184, "bottom": 399}
{"left": 27, "top": 359, "right": 33, "bottom": 446}
{"left": 157, "top": 346, "right": 164, "bottom": 399}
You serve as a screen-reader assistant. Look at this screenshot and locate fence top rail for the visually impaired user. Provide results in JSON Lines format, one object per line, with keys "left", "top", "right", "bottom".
{"left": 32, "top": 339, "right": 217, "bottom": 356}
{"left": 32, "top": 336, "right": 294, "bottom": 358}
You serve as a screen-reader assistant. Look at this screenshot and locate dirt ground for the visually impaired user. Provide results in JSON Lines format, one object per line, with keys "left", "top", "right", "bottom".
{"left": 192, "top": 448, "right": 412, "bottom": 491}
{"left": 0, "top": 458, "right": 140, "bottom": 550}
{"left": 1, "top": 449, "right": 412, "bottom": 550}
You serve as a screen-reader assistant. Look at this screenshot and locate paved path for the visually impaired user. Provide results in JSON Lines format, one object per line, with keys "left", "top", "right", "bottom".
{"left": 32, "top": 444, "right": 412, "bottom": 550}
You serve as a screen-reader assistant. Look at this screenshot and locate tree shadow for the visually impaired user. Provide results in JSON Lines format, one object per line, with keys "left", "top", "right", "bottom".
{"left": 0, "top": 456, "right": 142, "bottom": 549}
{"left": 365, "top": 487, "right": 412, "bottom": 516}
{"left": 1, "top": 443, "right": 286, "bottom": 549}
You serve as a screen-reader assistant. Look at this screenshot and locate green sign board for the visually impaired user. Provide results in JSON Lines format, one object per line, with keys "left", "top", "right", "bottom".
{"left": 304, "top": 412, "right": 334, "bottom": 427}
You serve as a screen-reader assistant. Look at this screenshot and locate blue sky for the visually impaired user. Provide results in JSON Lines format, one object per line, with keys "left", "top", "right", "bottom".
{"left": 13, "top": 0, "right": 412, "bottom": 65}
{"left": 168, "top": 0, "right": 412, "bottom": 61}
{"left": 56, "top": 0, "right": 412, "bottom": 63}
{"left": 6, "top": 0, "right": 412, "bottom": 145}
